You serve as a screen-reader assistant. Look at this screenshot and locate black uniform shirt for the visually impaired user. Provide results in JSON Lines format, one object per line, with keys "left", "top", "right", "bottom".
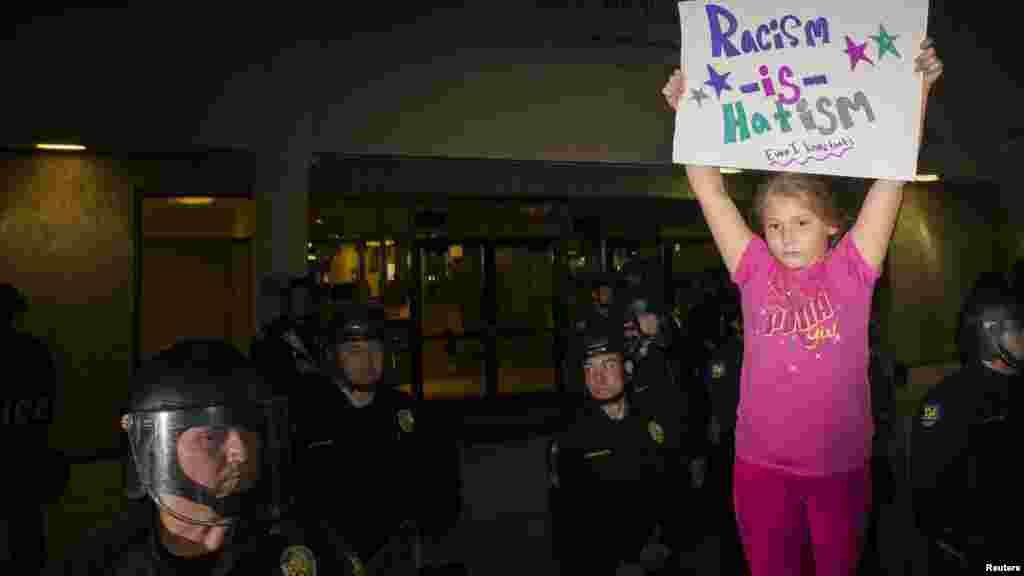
{"left": 0, "top": 328, "right": 62, "bottom": 501}
{"left": 552, "top": 390, "right": 687, "bottom": 568}
{"left": 911, "top": 363, "right": 1015, "bottom": 552}
{"left": 43, "top": 501, "right": 344, "bottom": 576}
{"left": 292, "top": 379, "right": 454, "bottom": 563}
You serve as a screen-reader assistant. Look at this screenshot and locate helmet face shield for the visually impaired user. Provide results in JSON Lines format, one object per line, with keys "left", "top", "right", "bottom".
{"left": 126, "top": 401, "right": 286, "bottom": 526}
{"left": 995, "top": 317, "right": 1023, "bottom": 370}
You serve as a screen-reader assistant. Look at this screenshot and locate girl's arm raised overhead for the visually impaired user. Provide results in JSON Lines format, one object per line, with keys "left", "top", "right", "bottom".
{"left": 663, "top": 69, "right": 753, "bottom": 277}
{"left": 853, "top": 38, "right": 943, "bottom": 272}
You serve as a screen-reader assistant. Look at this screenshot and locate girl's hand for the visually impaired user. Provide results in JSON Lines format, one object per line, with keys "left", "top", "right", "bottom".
{"left": 915, "top": 37, "right": 943, "bottom": 91}
{"left": 662, "top": 68, "right": 686, "bottom": 111}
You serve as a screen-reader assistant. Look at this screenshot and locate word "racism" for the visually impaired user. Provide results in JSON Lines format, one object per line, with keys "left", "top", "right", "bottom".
{"left": 706, "top": 4, "right": 830, "bottom": 59}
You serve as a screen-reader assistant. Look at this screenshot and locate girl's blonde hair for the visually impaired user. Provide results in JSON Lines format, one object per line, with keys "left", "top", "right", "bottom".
{"left": 752, "top": 172, "right": 846, "bottom": 234}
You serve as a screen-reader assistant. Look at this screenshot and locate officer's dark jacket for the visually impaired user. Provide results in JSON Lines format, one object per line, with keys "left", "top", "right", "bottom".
{"left": 551, "top": 388, "right": 688, "bottom": 569}
{"left": 632, "top": 340, "right": 707, "bottom": 460}
{"left": 43, "top": 501, "right": 344, "bottom": 576}
{"left": 1, "top": 327, "right": 66, "bottom": 502}
{"left": 911, "top": 362, "right": 1016, "bottom": 556}
{"left": 705, "top": 337, "right": 742, "bottom": 440}
{"left": 291, "top": 378, "right": 458, "bottom": 562}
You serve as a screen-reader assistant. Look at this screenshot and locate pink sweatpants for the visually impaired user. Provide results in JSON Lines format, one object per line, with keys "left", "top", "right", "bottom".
{"left": 733, "top": 459, "right": 872, "bottom": 576}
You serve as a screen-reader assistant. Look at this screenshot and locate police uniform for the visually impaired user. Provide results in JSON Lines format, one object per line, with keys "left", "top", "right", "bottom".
{"left": 1, "top": 285, "right": 65, "bottom": 573}
{"left": 912, "top": 283, "right": 1020, "bottom": 569}
{"left": 292, "top": 309, "right": 457, "bottom": 572}
{"left": 551, "top": 315, "right": 688, "bottom": 574}
{"left": 703, "top": 335, "right": 747, "bottom": 576}
{"left": 44, "top": 339, "right": 352, "bottom": 576}
{"left": 44, "top": 500, "right": 345, "bottom": 576}
{"left": 911, "top": 363, "right": 1016, "bottom": 568}
{"left": 294, "top": 382, "right": 428, "bottom": 564}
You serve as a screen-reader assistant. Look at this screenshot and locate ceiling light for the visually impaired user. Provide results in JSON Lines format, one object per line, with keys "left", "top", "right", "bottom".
{"left": 168, "top": 197, "right": 215, "bottom": 206}
{"left": 36, "top": 143, "right": 86, "bottom": 151}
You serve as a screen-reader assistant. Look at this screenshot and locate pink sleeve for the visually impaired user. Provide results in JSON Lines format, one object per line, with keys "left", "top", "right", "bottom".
{"left": 731, "top": 236, "right": 770, "bottom": 289}
{"left": 832, "top": 232, "right": 882, "bottom": 288}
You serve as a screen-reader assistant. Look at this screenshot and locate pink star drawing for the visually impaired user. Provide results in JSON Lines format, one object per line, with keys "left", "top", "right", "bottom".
{"left": 844, "top": 36, "right": 874, "bottom": 71}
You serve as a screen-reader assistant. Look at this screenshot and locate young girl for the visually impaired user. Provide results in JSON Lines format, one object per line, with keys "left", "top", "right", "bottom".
{"left": 662, "top": 39, "right": 943, "bottom": 576}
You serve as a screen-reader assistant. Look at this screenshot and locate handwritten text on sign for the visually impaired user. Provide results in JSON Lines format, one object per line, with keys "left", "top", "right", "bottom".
{"left": 674, "top": 1, "right": 928, "bottom": 180}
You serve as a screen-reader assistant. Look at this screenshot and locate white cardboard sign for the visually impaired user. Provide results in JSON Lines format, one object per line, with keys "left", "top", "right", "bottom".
{"left": 673, "top": 0, "right": 929, "bottom": 180}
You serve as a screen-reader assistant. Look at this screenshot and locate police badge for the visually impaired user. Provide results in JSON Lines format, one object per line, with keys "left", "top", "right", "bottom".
{"left": 648, "top": 420, "right": 665, "bottom": 445}
{"left": 397, "top": 409, "right": 415, "bottom": 433}
{"left": 711, "top": 361, "right": 725, "bottom": 379}
{"left": 280, "top": 545, "right": 317, "bottom": 576}
{"left": 920, "top": 402, "right": 942, "bottom": 428}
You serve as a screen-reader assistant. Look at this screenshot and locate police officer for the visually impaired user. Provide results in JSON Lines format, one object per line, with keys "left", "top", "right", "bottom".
{"left": 702, "top": 296, "right": 747, "bottom": 576}
{"left": 912, "top": 282, "right": 1021, "bottom": 570}
{"left": 550, "top": 313, "right": 690, "bottom": 575}
{"left": 44, "top": 338, "right": 344, "bottom": 575}
{"left": 292, "top": 304, "right": 460, "bottom": 574}
{"left": 1, "top": 283, "right": 65, "bottom": 574}
{"left": 620, "top": 281, "right": 710, "bottom": 496}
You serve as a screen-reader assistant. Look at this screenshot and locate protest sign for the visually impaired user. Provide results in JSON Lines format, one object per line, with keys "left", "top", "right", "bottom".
{"left": 673, "top": 0, "right": 929, "bottom": 180}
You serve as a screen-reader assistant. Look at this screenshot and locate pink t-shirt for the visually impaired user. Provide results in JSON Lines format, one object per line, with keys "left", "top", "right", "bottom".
{"left": 732, "top": 232, "right": 880, "bottom": 476}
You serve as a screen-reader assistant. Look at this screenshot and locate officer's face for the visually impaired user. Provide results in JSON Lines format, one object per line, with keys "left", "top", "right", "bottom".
{"left": 177, "top": 426, "right": 262, "bottom": 498}
{"left": 584, "top": 352, "right": 625, "bottom": 400}
{"left": 338, "top": 339, "right": 384, "bottom": 388}
{"left": 1001, "top": 320, "right": 1023, "bottom": 369}
{"left": 636, "top": 312, "right": 658, "bottom": 337}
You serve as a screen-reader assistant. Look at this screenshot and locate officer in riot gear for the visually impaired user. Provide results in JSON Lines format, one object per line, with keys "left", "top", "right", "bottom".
{"left": 702, "top": 293, "right": 747, "bottom": 576}
{"left": 251, "top": 274, "right": 324, "bottom": 396}
{"left": 44, "top": 339, "right": 342, "bottom": 575}
{"left": 619, "top": 284, "right": 678, "bottom": 394}
{"left": 1, "top": 284, "right": 66, "bottom": 573}
{"left": 550, "top": 313, "right": 691, "bottom": 574}
{"left": 912, "top": 281, "right": 1021, "bottom": 570}
{"left": 292, "top": 304, "right": 461, "bottom": 574}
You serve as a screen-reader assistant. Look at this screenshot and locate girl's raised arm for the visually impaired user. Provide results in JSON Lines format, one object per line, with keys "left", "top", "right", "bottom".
{"left": 664, "top": 69, "right": 753, "bottom": 276}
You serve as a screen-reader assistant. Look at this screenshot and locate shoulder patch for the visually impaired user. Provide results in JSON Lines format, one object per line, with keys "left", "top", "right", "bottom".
{"left": 920, "top": 402, "right": 942, "bottom": 428}
{"left": 397, "top": 409, "right": 415, "bottom": 433}
{"left": 280, "top": 545, "right": 317, "bottom": 576}
{"left": 711, "top": 362, "right": 725, "bottom": 379}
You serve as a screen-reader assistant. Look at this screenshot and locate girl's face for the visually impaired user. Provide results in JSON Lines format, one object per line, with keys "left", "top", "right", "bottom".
{"left": 762, "top": 192, "right": 838, "bottom": 270}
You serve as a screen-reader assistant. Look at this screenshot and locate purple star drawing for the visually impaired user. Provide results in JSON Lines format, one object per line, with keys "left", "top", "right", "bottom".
{"left": 843, "top": 36, "right": 874, "bottom": 71}
{"left": 704, "top": 64, "right": 732, "bottom": 99}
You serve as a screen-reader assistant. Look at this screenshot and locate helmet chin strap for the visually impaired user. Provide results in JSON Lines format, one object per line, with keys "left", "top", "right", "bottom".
{"left": 148, "top": 488, "right": 237, "bottom": 528}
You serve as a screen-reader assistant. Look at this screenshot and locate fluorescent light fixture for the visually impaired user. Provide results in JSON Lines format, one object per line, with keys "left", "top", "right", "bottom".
{"left": 720, "top": 168, "right": 743, "bottom": 174}
{"left": 914, "top": 174, "right": 940, "bottom": 182}
{"left": 36, "top": 143, "right": 86, "bottom": 151}
{"left": 168, "top": 197, "right": 216, "bottom": 206}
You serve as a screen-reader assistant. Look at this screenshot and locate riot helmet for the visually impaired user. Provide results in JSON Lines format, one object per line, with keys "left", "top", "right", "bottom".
{"left": 123, "top": 339, "right": 286, "bottom": 527}
{"left": 959, "top": 283, "right": 1022, "bottom": 373}
{"left": 619, "top": 284, "right": 672, "bottom": 350}
{"left": 579, "top": 313, "right": 627, "bottom": 405}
